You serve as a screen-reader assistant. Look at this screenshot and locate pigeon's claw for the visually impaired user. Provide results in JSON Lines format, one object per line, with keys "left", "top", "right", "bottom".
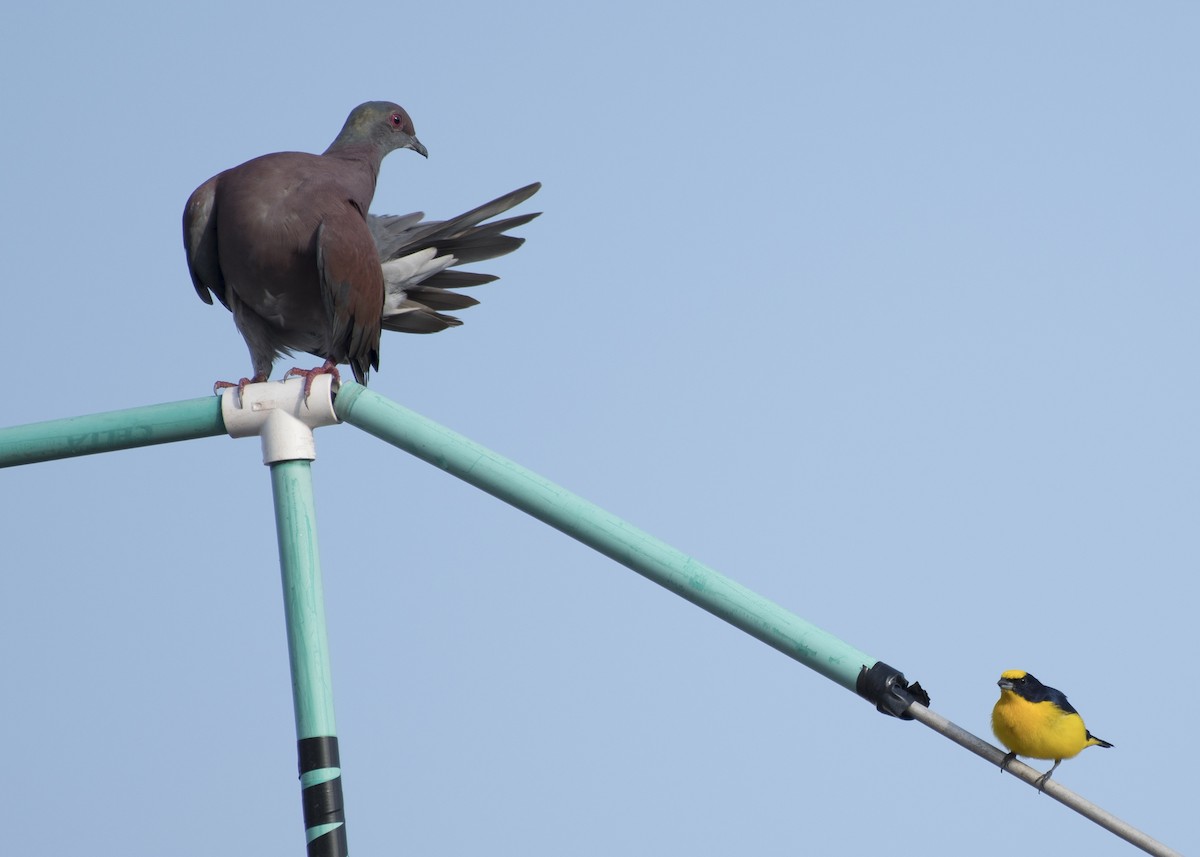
{"left": 284, "top": 361, "right": 342, "bottom": 401}
{"left": 213, "top": 376, "right": 266, "bottom": 397}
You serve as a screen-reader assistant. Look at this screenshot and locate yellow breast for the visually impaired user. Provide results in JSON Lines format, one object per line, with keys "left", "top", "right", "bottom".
{"left": 992, "top": 692, "right": 1090, "bottom": 761}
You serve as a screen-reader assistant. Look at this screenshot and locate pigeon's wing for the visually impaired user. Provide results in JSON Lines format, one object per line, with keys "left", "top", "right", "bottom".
{"left": 315, "top": 210, "right": 385, "bottom": 385}
{"left": 182, "top": 174, "right": 228, "bottom": 308}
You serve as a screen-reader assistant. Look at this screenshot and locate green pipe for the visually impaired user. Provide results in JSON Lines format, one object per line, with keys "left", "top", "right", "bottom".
{"left": 272, "top": 460, "right": 338, "bottom": 738}
{"left": 270, "top": 460, "right": 347, "bottom": 857}
{"left": 334, "top": 382, "right": 876, "bottom": 692}
{"left": 0, "top": 396, "right": 225, "bottom": 468}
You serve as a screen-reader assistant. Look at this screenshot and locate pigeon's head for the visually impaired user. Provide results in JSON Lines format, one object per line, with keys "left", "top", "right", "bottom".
{"left": 329, "top": 101, "right": 428, "bottom": 159}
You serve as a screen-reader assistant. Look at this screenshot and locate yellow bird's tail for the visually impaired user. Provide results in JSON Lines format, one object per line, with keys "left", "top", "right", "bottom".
{"left": 1087, "top": 731, "right": 1114, "bottom": 749}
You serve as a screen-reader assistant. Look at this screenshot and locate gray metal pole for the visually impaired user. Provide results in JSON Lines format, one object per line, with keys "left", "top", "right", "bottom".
{"left": 907, "top": 703, "right": 1182, "bottom": 857}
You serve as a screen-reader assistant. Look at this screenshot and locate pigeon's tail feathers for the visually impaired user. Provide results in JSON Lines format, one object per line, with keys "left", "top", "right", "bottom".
{"left": 423, "top": 213, "right": 538, "bottom": 266}
{"left": 403, "top": 286, "right": 480, "bottom": 312}
{"left": 370, "top": 211, "right": 425, "bottom": 233}
{"left": 423, "top": 235, "right": 527, "bottom": 268}
{"left": 403, "top": 211, "right": 540, "bottom": 266}
{"left": 372, "top": 182, "right": 540, "bottom": 336}
{"left": 382, "top": 248, "right": 479, "bottom": 331}
{"left": 368, "top": 212, "right": 425, "bottom": 260}
{"left": 412, "top": 182, "right": 541, "bottom": 246}
{"left": 454, "top": 211, "right": 540, "bottom": 240}
{"left": 381, "top": 248, "right": 456, "bottom": 292}
{"left": 424, "top": 270, "right": 499, "bottom": 290}
{"left": 369, "top": 183, "right": 541, "bottom": 266}
{"left": 380, "top": 302, "right": 465, "bottom": 334}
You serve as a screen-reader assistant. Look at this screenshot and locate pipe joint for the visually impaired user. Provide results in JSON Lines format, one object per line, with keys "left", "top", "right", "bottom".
{"left": 856, "top": 661, "right": 930, "bottom": 720}
{"left": 221, "top": 376, "right": 340, "bottom": 464}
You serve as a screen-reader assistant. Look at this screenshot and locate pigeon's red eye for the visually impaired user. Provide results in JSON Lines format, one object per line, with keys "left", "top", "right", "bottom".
{"left": 390, "top": 113, "right": 403, "bottom": 127}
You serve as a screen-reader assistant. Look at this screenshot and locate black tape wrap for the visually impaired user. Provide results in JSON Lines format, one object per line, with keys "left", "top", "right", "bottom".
{"left": 856, "top": 661, "right": 930, "bottom": 720}
{"left": 298, "top": 736, "right": 348, "bottom": 857}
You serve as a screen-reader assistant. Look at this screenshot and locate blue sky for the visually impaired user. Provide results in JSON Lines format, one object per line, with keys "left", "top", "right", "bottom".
{"left": 1, "top": 3, "right": 1195, "bottom": 855}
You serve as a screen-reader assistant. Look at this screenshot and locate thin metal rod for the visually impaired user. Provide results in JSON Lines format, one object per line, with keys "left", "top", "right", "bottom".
{"left": 0, "top": 396, "right": 225, "bottom": 468}
{"left": 270, "top": 459, "right": 347, "bottom": 857}
{"left": 334, "top": 382, "right": 875, "bottom": 692}
{"left": 906, "top": 703, "right": 1183, "bottom": 857}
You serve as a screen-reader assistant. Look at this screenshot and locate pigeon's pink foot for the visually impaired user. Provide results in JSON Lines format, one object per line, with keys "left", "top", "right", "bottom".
{"left": 213, "top": 376, "right": 267, "bottom": 397}
{"left": 284, "top": 361, "right": 341, "bottom": 400}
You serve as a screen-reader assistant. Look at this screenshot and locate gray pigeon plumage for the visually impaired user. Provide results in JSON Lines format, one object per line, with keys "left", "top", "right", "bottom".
{"left": 183, "top": 101, "right": 540, "bottom": 388}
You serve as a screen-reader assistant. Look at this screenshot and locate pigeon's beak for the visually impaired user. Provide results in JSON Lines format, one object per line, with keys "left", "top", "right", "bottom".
{"left": 407, "top": 135, "right": 428, "bottom": 158}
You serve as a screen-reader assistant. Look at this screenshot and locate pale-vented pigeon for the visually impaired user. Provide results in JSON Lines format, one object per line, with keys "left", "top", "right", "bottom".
{"left": 183, "top": 101, "right": 540, "bottom": 389}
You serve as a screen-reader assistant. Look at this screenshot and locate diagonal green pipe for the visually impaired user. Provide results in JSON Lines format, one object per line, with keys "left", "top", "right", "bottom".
{"left": 0, "top": 396, "right": 225, "bottom": 468}
{"left": 334, "top": 381, "right": 875, "bottom": 692}
{"left": 0, "top": 384, "right": 890, "bottom": 696}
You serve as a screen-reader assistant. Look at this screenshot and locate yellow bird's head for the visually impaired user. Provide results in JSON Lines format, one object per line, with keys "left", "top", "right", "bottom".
{"left": 998, "top": 669, "right": 1028, "bottom": 693}
{"left": 996, "top": 669, "right": 1076, "bottom": 713}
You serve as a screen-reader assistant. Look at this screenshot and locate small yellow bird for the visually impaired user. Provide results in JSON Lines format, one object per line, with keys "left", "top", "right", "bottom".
{"left": 991, "top": 669, "right": 1113, "bottom": 791}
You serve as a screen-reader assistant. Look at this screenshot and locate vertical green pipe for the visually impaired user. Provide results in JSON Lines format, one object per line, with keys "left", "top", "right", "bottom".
{"left": 334, "top": 382, "right": 876, "bottom": 692}
{"left": 270, "top": 459, "right": 347, "bottom": 857}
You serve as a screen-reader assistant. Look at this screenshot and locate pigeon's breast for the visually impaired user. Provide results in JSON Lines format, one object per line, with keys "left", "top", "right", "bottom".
{"left": 214, "top": 153, "right": 330, "bottom": 336}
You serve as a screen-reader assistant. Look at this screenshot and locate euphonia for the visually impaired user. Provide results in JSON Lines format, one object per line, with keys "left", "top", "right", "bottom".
{"left": 991, "top": 669, "right": 1113, "bottom": 791}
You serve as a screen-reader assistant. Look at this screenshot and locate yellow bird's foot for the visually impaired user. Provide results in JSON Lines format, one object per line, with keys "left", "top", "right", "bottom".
{"left": 1000, "top": 751, "right": 1016, "bottom": 773}
{"left": 1034, "top": 760, "right": 1061, "bottom": 793}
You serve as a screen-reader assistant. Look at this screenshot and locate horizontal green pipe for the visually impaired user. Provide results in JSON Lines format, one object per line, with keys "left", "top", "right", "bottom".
{"left": 334, "top": 382, "right": 876, "bottom": 692}
{"left": 0, "top": 396, "right": 225, "bottom": 468}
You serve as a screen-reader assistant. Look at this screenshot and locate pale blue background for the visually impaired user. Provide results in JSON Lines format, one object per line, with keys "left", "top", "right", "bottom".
{"left": 1, "top": 3, "right": 1195, "bottom": 855}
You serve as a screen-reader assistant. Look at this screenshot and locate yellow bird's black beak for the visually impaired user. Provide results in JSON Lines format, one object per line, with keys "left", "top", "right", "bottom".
{"left": 997, "top": 678, "right": 1014, "bottom": 691}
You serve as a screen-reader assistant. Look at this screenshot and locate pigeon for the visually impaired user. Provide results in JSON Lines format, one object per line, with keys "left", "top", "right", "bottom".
{"left": 183, "top": 101, "right": 540, "bottom": 391}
